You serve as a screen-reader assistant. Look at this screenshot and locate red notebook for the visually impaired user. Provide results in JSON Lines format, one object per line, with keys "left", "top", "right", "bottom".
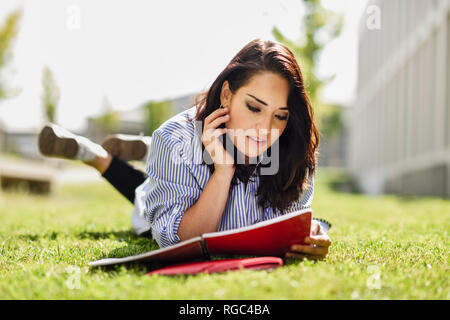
{"left": 147, "top": 257, "right": 283, "bottom": 275}
{"left": 89, "top": 208, "right": 312, "bottom": 267}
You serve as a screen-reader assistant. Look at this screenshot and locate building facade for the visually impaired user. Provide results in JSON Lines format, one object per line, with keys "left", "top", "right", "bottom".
{"left": 347, "top": 0, "right": 450, "bottom": 196}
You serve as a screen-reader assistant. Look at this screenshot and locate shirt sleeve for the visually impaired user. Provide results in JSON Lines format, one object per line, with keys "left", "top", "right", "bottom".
{"left": 142, "top": 128, "right": 202, "bottom": 248}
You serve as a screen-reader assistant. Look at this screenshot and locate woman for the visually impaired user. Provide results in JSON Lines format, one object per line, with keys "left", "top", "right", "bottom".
{"left": 39, "top": 39, "right": 331, "bottom": 260}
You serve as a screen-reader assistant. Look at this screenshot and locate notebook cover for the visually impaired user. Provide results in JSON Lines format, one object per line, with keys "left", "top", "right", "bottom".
{"left": 147, "top": 257, "right": 283, "bottom": 275}
{"left": 89, "top": 209, "right": 317, "bottom": 267}
{"left": 88, "top": 236, "right": 205, "bottom": 267}
{"left": 203, "top": 210, "right": 312, "bottom": 256}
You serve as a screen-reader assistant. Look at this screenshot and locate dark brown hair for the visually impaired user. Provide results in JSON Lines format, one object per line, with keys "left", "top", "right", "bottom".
{"left": 191, "top": 39, "right": 319, "bottom": 214}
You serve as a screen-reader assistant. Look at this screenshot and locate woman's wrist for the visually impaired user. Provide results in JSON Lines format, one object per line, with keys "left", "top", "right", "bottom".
{"left": 213, "top": 166, "right": 235, "bottom": 181}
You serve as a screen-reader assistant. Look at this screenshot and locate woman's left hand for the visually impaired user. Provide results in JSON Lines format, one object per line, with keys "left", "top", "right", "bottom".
{"left": 285, "top": 220, "right": 332, "bottom": 260}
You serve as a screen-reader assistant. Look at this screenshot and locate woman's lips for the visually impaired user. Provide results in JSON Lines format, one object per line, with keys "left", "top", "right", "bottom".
{"left": 247, "top": 136, "right": 267, "bottom": 146}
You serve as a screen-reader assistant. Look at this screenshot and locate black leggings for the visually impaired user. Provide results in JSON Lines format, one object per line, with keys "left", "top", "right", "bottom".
{"left": 101, "top": 156, "right": 147, "bottom": 203}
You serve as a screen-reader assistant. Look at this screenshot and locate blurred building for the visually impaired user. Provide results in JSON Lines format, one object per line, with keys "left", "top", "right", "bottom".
{"left": 317, "top": 124, "right": 348, "bottom": 168}
{"left": 0, "top": 127, "right": 41, "bottom": 159}
{"left": 85, "top": 92, "right": 197, "bottom": 142}
{"left": 347, "top": 0, "right": 450, "bottom": 196}
{"left": 85, "top": 106, "right": 147, "bottom": 143}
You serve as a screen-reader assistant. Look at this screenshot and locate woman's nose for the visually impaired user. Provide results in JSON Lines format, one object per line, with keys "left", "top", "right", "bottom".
{"left": 256, "top": 117, "right": 272, "bottom": 136}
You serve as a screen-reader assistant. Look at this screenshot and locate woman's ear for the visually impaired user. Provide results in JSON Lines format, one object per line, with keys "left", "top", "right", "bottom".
{"left": 220, "top": 81, "right": 232, "bottom": 107}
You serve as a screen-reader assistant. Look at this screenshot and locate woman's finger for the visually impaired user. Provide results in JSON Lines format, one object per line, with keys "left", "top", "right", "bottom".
{"left": 204, "top": 127, "right": 227, "bottom": 139}
{"left": 285, "top": 252, "right": 324, "bottom": 261}
{"left": 311, "top": 220, "right": 321, "bottom": 235}
{"left": 203, "top": 127, "right": 226, "bottom": 142}
{"left": 290, "top": 244, "right": 329, "bottom": 256}
{"left": 207, "top": 114, "right": 229, "bottom": 130}
{"left": 305, "top": 235, "right": 332, "bottom": 247}
{"left": 204, "top": 107, "right": 228, "bottom": 126}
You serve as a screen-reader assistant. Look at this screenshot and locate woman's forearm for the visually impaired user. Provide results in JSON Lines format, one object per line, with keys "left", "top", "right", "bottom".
{"left": 177, "top": 169, "right": 234, "bottom": 241}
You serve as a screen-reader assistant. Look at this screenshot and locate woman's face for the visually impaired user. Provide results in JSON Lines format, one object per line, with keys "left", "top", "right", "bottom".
{"left": 221, "top": 72, "right": 290, "bottom": 159}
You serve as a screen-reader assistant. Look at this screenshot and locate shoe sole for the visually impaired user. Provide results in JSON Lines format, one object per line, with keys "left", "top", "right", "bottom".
{"left": 38, "top": 126, "right": 79, "bottom": 159}
{"left": 101, "top": 137, "right": 147, "bottom": 161}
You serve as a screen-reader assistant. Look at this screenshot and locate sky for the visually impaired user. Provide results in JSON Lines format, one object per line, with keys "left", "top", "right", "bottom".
{"left": 0, "top": 0, "right": 368, "bottom": 132}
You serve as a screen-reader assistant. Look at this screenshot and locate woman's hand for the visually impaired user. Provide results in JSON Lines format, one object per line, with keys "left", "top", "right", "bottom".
{"left": 202, "top": 106, "right": 235, "bottom": 176}
{"left": 285, "top": 220, "right": 332, "bottom": 260}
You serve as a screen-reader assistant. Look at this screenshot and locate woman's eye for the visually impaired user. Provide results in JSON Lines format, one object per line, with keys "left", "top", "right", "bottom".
{"left": 247, "top": 102, "right": 288, "bottom": 120}
{"left": 276, "top": 114, "right": 288, "bottom": 121}
{"left": 246, "top": 103, "right": 260, "bottom": 113}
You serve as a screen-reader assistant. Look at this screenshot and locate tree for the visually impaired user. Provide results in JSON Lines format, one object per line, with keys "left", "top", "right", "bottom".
{"left": 41, "top": 66, "right": 60, "bottom": 123}
{"left": 94, "top": 96, "right": 120, "bottom": 134}
{"left": 272, "top": 0, "right": 343, "bottom": 137}
{"left": 0, "top": 9, "right": 22, "bottom": 101}
{"left": 142, "top": 100, "right": 173, "bottom": 136}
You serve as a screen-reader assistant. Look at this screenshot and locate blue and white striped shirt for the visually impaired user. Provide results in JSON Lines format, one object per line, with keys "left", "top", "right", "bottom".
{"left": 140, "top": 106, "right": 314, "bottom": 248}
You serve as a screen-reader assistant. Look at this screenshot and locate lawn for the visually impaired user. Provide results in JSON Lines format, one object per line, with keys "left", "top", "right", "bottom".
{"left": 0, "top": 168, "right": 448, "bottom": 299}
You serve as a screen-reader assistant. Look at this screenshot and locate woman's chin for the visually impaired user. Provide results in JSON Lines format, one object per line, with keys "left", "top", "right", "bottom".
{"left": 229, "top": 134, "right": 269, "bottom": 161}
{"left": 235, "top": 145, "right": 266, "bottom": 163}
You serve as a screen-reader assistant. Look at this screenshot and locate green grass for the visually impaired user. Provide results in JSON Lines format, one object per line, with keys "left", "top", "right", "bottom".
{"left": 0, "top": 168, "right": 448, "bottom": 299}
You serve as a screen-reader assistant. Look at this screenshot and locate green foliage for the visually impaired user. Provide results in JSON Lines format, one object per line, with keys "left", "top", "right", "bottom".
{"left": 94, "top": 96, "right": 120, "bottom": 134}
{"left": 142, "top": 100, "right": 173, "bottom": 136}
{"left": 319, "top": 104, "right": 344, "bottom": 139}
{"left": 272, "top": 0, "right": 344, "bottom": 136}
{"left": 41, "top": 66, "right": 60, "bottom": 123}
{"left": 0, "top": 9, "right": 22, "bottom": 101}
{"left": 0, "top": 168, "right": 448, "bottom": 299}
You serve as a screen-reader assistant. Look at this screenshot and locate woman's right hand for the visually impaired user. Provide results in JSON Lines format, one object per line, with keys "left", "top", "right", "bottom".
{"left": 202, "top": 106, "right": 235, "bottom": 176}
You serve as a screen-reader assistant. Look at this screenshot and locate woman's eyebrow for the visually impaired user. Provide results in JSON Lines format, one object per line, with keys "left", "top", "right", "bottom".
{"left": 246, "top": 93, "right": 288, "bottom": 110}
